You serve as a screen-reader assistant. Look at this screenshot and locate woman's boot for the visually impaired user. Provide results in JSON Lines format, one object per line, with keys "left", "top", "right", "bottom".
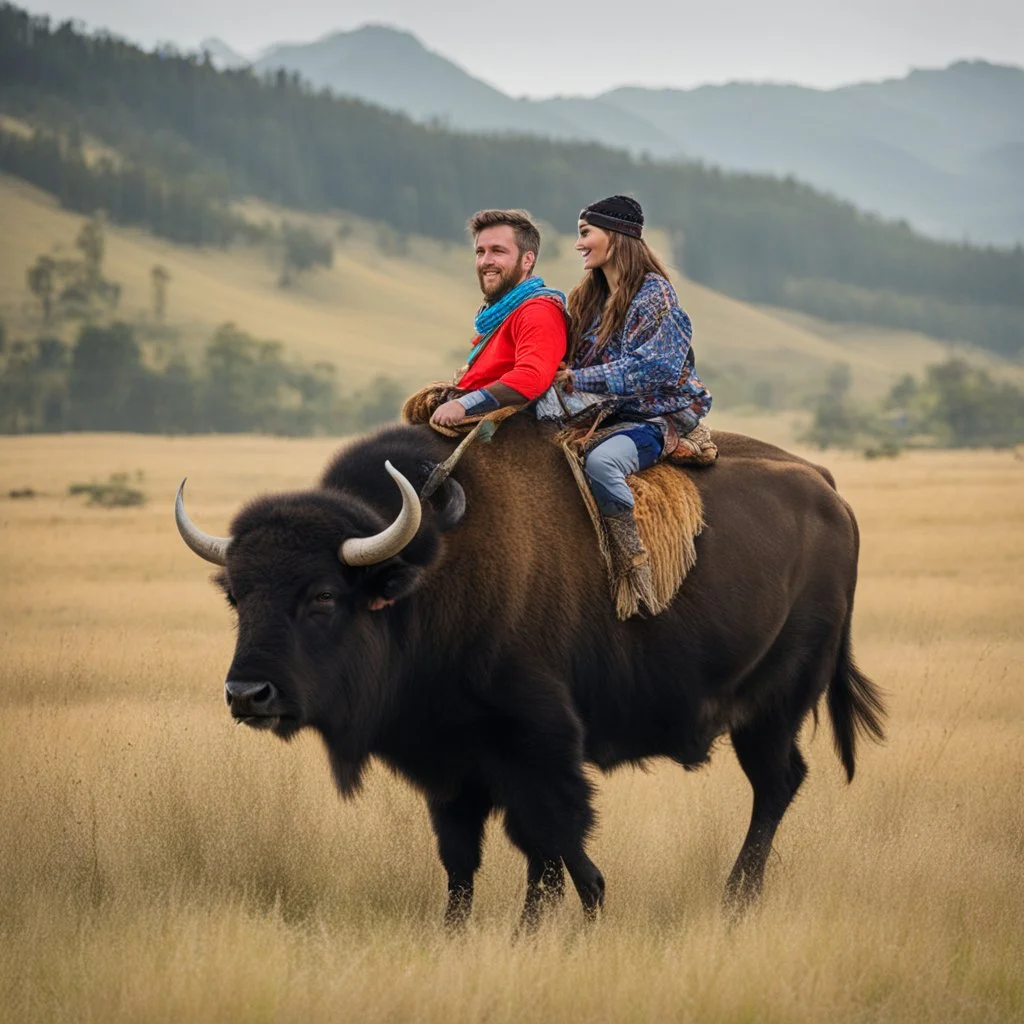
{"left": 603, "top": 510, "right": 657, "bottom": 618}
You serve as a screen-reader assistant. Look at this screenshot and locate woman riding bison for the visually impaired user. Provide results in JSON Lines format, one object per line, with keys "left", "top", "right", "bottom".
{"left": 552, "top": 194, "right": 714, "bottom": 611}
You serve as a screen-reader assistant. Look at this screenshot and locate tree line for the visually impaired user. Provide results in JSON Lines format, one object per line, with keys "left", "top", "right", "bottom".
{"left": 7, "top": 313, "right": 1016, "bottom": 448}
{"left": 0, "top": 124, "right": 254, "bottom": 246}
{"left": 0, "top": 317, "right": 405, "bottom": 435}
{"left": 1, "top": 212, "right": 376, "bottom": 435}
{"left": 1, "top": 4, "right": 1020, "bottom": 357}
{"left": 802, "top": 360, "right": 1024, "bottom": 451}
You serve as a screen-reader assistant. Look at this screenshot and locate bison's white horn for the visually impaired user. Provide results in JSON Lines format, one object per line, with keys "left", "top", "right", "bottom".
{"left": 175, "top": 479, "right": 231, "bottom": 566}
{"left": 340, "top": 461, "right": 422, "bottom": 567}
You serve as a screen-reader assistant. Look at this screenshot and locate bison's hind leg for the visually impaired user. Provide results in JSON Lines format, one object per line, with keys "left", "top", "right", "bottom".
{"left": 563, "top": 847, "right": 606, "bottom": 920}
{"left": 724, "top": 714, "right": 808, "bottom": 916}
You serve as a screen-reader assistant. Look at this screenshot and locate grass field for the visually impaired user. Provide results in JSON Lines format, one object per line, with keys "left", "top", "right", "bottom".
{"left": 1, "top": 430, "right": 1022, "bottom": 1023}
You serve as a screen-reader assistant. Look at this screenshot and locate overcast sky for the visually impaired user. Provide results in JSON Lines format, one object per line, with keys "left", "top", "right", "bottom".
{"left": 17, "top": 1, "right": 1024, "bottom": 97}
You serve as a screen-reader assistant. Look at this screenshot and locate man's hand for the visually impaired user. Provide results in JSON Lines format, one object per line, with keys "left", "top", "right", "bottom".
{"left": 431, "top": 399, "right": 468, "bottom": 427}
{"left": 554, "top": 367, "right": 575, "bottom": 393}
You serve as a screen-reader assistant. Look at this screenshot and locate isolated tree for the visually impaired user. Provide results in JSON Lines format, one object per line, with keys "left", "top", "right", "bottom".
{"left": 278, "top": 223, "right": 333, "bottom": 288}
{"left": 921, "top": 360, "right": 1024, "bottom": 448}
{"left": 151, "top": 264, "right": 171, "bottom": 321}
{"left": 352, "top": 375, "right": 405, "bottom": 429}
{"left": 31, "top": 337, "right": 70, "bottom": 431}
{"left": 803, "top": 362, "right": 856, "bottom": 449}
{"left": 76, "top": 212, "right": 106, "bottom": 293}
{"left": 886, "top": 373, "right": 918, "bottom": 411}
{"left": 148, "top": 356, "right": 197, "bottom": 433}
{"left": 48, "top": 214, "right": 121, "bottom": 315}
{"left": 96, "top": 278, "right": 122, "bottom": 310}
{"left": 201, "top": 322, "right": 289, "bottom": 430}
{"left": 0, "top": 337, "right": 38, "bottom": 433}
{"left": 68, "top": 321, "right": 142, "bottom": 430}
{"left": 26, "top": 255, "right": 57, "bottom": 322}
{"left": 35, "top": 337, "right": 68, "bottom": 371}
{"left": 375, "top": 224, "right": 408, "bottom": 258}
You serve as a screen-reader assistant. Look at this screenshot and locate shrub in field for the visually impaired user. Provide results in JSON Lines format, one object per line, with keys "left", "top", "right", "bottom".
{"left": 863, "top": 441, "right": 902, "bottom": 460}
{"left": 68, "top": 471, "right": 146, "bottom": 508}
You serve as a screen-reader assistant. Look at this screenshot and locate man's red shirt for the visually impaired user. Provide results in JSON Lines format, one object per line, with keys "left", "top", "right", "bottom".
{"left": 457, "top": 296, "right": 566, "bottom": 400}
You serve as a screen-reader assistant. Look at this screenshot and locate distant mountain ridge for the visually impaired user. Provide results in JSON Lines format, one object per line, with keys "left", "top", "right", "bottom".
{"left": 254, "top": 27, "right": 586, "bottom": 139}
{"left": 199, "top": 37, "right": 249, "bottom": 70}
{"left": 250, "top": 28, "right": 1024, "bottom": 246}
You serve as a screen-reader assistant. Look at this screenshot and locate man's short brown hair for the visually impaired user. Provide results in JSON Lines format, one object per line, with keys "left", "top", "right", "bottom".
{"left": 468, "top": 209, "right": 541, "bottom": 259}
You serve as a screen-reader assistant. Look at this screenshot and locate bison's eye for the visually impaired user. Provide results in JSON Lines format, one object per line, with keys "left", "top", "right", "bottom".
{"left": 315, "top": 591, "right": 335, "bottom": 605}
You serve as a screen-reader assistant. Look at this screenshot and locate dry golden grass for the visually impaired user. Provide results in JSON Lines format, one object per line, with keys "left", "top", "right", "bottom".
{"left": 1, "top": 431, "right": 1022, "bottom": 1022}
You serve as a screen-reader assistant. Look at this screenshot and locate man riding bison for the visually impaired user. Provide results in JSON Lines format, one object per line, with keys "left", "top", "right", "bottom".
{"left": 175, "top": 203, "right": 884, "bottom": 928}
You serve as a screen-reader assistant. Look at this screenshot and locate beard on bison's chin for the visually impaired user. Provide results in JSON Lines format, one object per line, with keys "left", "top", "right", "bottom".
{"left": 478, "top": 257, "right": 525, "bottom": 304}
{"left": 234, "top": 714, "right": 278, "bottom": 732}
{"left": 236, "top": 715, "right": 300, "bottom": 738}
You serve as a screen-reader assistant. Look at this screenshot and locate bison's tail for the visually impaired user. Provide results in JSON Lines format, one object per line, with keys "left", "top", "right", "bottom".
{"left": 827, "top": 612, "right": 886, "bottom": 783}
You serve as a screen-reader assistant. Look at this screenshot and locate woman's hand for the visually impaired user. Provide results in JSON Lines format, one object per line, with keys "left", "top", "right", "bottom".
{"left": 431, "top": 400, "right": 467, "bottom": 427}
{"left": 554, "top": 367, "right": 575, "bottom": 393}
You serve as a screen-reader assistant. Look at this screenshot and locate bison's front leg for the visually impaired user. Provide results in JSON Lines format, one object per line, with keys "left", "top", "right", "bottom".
{"left": 521, "top": 855, "right": 566, "bottom": 927}
{"left": 489, "top": 673, "right": 605, "bottom": 931}
{"left": 503, "top": 763, "right": 604, "bottom": 931}
{"left": 428, "top": 785, "right": 493, "bottom": 930}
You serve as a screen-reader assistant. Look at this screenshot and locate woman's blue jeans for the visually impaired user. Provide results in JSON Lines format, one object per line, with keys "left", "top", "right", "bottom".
{"left": 584, "top": 422, "right": 664, "bottom": 517}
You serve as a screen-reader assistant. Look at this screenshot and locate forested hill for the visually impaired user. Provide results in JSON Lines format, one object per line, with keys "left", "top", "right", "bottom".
{"left": 248, "top": 26, "right": 1024, "bottom": 246}
{"left": 0, "top": 4, "right": 1021, "bottom": 357}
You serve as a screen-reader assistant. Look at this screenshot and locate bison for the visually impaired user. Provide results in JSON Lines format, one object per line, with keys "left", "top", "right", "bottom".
{"left": 175, "top": 418, "right": 884, "bottom": 927}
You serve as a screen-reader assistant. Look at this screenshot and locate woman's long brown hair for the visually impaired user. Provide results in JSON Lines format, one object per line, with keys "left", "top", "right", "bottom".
{"left": 566, "top": 232, "right": 671, "bottom": 364}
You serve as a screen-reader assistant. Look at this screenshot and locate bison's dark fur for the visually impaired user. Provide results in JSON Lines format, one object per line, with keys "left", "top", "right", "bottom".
{"left": 203, "top": 418, "right": 884, "bottom": 927}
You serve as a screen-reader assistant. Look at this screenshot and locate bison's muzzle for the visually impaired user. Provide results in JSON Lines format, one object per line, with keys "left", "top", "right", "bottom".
{"left": 225, "top": 679, "right": 286, "bottom": 730}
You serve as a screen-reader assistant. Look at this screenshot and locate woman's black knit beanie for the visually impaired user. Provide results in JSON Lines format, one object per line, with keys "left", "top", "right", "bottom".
{"left": 579, "top": 195, "right": 644, "bottom": 238}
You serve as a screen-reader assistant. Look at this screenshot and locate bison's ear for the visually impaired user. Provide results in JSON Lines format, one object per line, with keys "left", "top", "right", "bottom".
{"left": 428, "top": 475, "right": 466, "bottom": 533}
{"left": 360, "top": 556, "right": 426, "bottom": 610}
{"left": 414, "top": 459, "right": 466, "bottom": 533}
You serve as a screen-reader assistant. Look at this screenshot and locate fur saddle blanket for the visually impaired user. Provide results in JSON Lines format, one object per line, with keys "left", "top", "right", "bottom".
{"left": 401, "top": 384, "right": 713, "bottom": 618}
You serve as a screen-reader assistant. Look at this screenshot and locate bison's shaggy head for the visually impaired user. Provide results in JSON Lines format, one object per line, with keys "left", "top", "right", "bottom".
{"left": 175, "top": 427, "right": 466, "bottom": 788}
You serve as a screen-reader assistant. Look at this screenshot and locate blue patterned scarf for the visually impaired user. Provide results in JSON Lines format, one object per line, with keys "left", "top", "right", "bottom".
{"left": 467, "top": 277, "right": 565, "bottom": 368}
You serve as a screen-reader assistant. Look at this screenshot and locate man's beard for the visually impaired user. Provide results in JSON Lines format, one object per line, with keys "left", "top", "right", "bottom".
{"left": 478, "top": 255, "right": 526, "bottom": 304}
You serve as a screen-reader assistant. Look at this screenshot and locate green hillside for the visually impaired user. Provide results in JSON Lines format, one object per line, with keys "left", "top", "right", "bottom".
{"left": 0, "top": 175, "right": 474, "bottom": 388}
{"left": 4, "top": 171, "right": 1015, "bottom": 406}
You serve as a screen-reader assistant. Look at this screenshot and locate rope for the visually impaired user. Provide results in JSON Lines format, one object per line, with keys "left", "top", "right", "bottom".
{"left": 419, "top": 406, "right": 520, "bottom": 499}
